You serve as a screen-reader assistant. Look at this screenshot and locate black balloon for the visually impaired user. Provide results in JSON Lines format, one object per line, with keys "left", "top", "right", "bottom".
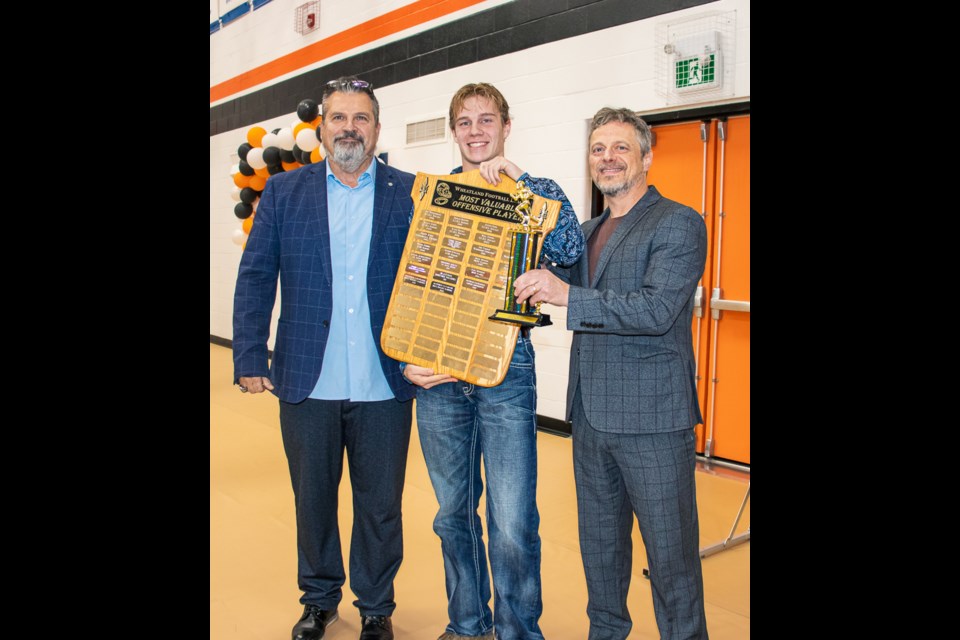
{"left": 271, "top": 128, "right": 281, "bottom": 134}
{"left": 262, "top": 146, "right": 281, "bottom": 166}
{"left": 234, "top": 202, "right": 253, "bottom": 219}
{"left": 239, "top": 187, "right": 258, "bottom": 204}
{"left": 297, "top": 99, "right": 319, "bottom": 123}
{"left": 267, "top": 164, "right": 285, "bottom": 175}
{"left": 238, "top": 160, "right": 255, "bottom": 176}
{"left": 315, "top": 125, "right": 323, "bottom": 142}
{"left": 280, "top": 149, "right": 296, "bottom": 163}
{"left": 237, "top": 142, "right": 252, "bottom": 161}
{"left": 300, "top": 148, "right": 313, "bottom": 164}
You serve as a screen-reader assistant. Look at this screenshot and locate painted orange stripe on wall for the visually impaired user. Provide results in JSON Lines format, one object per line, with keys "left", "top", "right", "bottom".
{"left": 211, "top": 0, "right": 488, "bottom": 103}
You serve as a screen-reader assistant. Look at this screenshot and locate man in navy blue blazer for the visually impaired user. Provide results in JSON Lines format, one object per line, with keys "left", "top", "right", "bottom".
{"left": 233, "top": 77, "right": 415, "bottom": 640}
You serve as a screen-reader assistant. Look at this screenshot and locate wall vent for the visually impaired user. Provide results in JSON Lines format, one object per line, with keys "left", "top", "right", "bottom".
{"left": 406, "top": 116, "right": 447, "bottom": 146}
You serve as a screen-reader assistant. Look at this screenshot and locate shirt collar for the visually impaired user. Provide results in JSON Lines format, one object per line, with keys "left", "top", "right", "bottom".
{"left": 326, "top": 157, "right": 377, "bottom": 188}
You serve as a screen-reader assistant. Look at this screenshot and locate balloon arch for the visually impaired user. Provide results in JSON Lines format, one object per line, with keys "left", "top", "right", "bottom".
{"left": 228, "top": 98, "right": 324, "bottom": 248}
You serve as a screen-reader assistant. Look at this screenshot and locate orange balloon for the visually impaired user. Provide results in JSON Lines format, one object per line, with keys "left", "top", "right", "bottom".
{"left": 254, "top": 166, "right": 270, "bottom": 178}
{"left": 281, "top": 161, "right": 300, "bottom": 171}
{"left": 242, "top": 215, "right": 255, "bottom": 234}
{"left": 310, "top": 147, "right": 322, "bottom": 163}
{"left": 293, "top": 122, "right": 311, "bottom": 137}
{"left": 247, "top": 126, "right": 267, "bottom": 147}
{"left": 310, "top": 116, "right": 322, "bottom": 127}
{"left": 233, "top": 172, "right": 251, "bottom": 188}
{"left": 249, "top": 175, "right": 267, "bottom": 191}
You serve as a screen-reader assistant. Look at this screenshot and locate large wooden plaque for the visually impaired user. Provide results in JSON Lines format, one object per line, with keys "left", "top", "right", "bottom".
{"left": 380, "top": 170, "right": 561, "bottom": 387}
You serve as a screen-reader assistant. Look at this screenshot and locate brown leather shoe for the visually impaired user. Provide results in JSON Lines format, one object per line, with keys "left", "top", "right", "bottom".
{"left": 291, "top": 605, "right": 339, "bottom": 640}
{"left": 359, "top": 615, "right": 393, "bottom": 640}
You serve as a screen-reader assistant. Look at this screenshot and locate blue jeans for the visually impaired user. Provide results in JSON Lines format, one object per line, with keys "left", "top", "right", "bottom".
{"left": 416, "top": 336, "right": 544, "bottom": 640}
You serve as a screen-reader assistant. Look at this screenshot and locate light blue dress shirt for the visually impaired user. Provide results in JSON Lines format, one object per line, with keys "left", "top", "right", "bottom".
{"left": 310, "top": 159, "right": 394, "bottom": 401}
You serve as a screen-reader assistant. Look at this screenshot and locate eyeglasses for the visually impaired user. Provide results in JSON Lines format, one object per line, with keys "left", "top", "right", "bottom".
{"left": 324, "top": 79, "right": 374, "bottom": 93}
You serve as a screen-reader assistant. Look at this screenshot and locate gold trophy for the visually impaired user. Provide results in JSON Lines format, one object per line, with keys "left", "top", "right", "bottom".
{"left": 489, "top": 181, "right": 552, "bottom": 327}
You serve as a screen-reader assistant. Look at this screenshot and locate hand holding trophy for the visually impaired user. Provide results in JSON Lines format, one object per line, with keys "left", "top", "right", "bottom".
{"left": 489, "top": 181, "right": 553, "bottom": 327}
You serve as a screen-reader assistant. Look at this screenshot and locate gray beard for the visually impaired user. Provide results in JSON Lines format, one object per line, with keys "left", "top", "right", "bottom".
{"left": 595, "top": 169, "right": 644, "bottom": 197}
{"left": 597, "top": 179, "right": 633, "bottom": 197}
{"left": 332, "top": 140, "right": 367, "bottom": 173}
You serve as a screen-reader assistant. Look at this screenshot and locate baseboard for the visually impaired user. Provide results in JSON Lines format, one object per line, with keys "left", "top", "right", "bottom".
{"left": 536, "top": 414, "right": 571, "bottom": 438}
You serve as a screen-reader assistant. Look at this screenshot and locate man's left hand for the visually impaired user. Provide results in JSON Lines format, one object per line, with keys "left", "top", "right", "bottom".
{"left": 514, "top": 267, "right": 569, "bottom": 307}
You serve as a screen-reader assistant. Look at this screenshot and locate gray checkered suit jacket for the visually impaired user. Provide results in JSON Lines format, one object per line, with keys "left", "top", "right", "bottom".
{"left": 556, "top": 185, "right": 707, "bottom": 434}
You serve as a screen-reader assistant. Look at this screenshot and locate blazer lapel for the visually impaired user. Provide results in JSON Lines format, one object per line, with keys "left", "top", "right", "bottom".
{"left": 590, "top": 189, "right": 661, "bottom": 288}
{"left": 312, "top": 161, "right": 333, "bottom": 287}
{"left": 579, "top": 214, "right": 605, "bottom": 288}
{"left": 590, "top": 212, "right": 644, "bottom": 288}
{"left": 369, "top": 159, "right": 391, "bottom": 270}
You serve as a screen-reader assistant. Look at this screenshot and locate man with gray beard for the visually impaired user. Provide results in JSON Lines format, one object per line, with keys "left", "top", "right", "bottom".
{"left": 513, "top": 107, "right": 709, "bottom": 639}
{"left": 233, "top": 76, "right": 416, "bottom": 640}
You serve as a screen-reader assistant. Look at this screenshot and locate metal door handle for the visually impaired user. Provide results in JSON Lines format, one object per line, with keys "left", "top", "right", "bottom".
{"left": 693, "top": 286, "right": 704, "bottom": 318}
{"left": 710, "top": 288, "right": 750, "bottom": 319}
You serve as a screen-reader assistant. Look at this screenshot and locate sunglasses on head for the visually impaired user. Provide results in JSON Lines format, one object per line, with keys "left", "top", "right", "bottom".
{"left": 324, "top": 79, "right": 373, "bottom": 93}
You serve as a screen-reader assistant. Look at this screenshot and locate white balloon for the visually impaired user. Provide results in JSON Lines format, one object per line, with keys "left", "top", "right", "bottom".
{"left": 246, "top": 147, "right": 267, "bottom": 170}
{"left": 276, "top": 128, "right": 296, "bottom": 150}
{"left": 291, "top": 119, "right": 301, "bottom": 131}
{"left": 296, "top": 127, "right": 320, "bottom": 151}
{"left": 230, "top": 187, "right": 242, "bottom": 202}
{"left": 231, "top": 229, "right": 247, "bottom": 246}
{"left": 252, "top": 197, "right": 259, "bottom": 211}
{"left": 229, "top": 163, "right": 239, "bottom": 176}
{"left": 261, "top": 132, "right": 279, "bottom": 150}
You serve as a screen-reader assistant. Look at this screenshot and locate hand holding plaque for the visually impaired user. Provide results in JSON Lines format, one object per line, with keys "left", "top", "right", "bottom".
{"left": 380, "top": 171, "right": 561, "bottom": 387}
{"left": 488, "top": 181, "right": 553, "bottom": 327}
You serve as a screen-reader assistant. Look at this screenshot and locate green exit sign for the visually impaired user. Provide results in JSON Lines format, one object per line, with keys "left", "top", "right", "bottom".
{"left": 675, "top": 54, "right": 718, "bottom": 90}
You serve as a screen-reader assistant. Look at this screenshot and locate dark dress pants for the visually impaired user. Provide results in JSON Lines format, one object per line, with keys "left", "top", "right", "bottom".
{"left": 279, "top": 396, "right": 413, "bottom": 616}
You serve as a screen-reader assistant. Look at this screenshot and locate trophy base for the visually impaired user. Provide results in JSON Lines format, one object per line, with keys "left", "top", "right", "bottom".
{"left": 489, "top": 310, "right": 553, "bottom": 327}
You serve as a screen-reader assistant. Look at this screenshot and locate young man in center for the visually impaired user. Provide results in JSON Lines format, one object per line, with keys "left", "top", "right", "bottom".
{"left": 403, "top": 83, "right": 585, "bottom": 640}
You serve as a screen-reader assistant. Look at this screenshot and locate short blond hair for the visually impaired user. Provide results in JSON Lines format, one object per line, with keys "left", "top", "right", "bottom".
{"left": 449, "top": 83, "right": 510, "bottom": 129}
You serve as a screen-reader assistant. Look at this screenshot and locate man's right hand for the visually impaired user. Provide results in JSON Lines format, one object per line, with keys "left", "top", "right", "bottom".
{"left": 238, "top": 376, "right": 275, "bottom": 394}
{"left": 403, "top": 364, "right": 457, "bottom": 389}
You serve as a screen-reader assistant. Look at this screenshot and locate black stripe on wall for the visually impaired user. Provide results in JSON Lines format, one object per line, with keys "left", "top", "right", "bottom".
{"left": 211, "top": 0, "right": 719, "bottom": 136}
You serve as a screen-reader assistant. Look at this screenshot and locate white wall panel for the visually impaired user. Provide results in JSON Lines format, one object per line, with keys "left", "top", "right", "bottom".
{"left": 211, "top": 0, "right": 751, "bottom": 416}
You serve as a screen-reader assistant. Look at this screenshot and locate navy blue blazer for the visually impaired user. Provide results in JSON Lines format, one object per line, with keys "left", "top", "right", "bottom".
{"left": 233, "top": 158, "right": 416, "bottom": 404}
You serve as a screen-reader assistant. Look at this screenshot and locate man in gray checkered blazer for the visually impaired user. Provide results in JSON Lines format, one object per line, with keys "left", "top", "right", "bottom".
{"left": 514, "top": 107, "right": 709, "bottom": 639}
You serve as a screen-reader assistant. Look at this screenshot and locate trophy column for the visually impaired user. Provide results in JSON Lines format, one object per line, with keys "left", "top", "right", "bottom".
{"left": 489, "top": 181, "right": 552, "bottom": 328}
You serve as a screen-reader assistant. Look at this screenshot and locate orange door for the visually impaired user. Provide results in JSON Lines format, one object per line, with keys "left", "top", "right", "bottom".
{"left": 648, "top": 120, "right": 717, "bottom": 456}
{"left": 649, "top": 115, "right": 750, "bottom": 465}
{"left": 703, "top": 115, "right": 750, "bottom": 464}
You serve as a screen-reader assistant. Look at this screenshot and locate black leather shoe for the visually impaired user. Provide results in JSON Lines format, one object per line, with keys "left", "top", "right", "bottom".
{"left": 292, "top": 605, "right": 339, "bottom": 640}
{"left": 359, "top": 615, "right": 393, "bottom": 640}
